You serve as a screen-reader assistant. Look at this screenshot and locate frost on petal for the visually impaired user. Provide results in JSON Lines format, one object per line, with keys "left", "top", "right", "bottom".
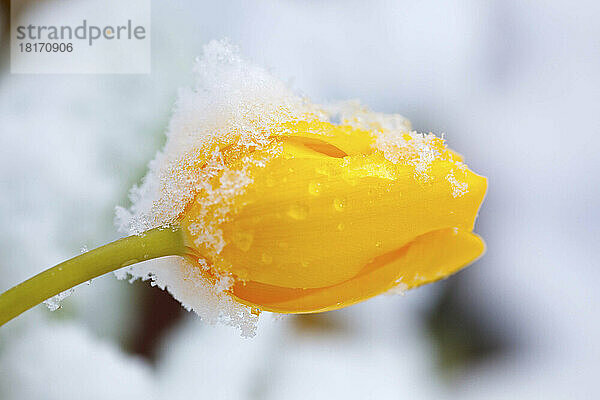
{"left": 384, "top": 278, "right": 409, "bottom": 296}
{"left": 446, "top": 169, "right": 469, "bottom": 198}
{"left": 115, "top": 40, "right": 322, "bottom": 237}
{"left": 114, "top": 40, "right": 313, "bottom": 335}
{"left": 327, "top": 101, "right": 466, "bottom": 183}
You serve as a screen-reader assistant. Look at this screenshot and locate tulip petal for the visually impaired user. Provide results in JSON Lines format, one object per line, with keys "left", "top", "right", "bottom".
{"left": 279, "top": 121, "right": 376, "bottom": 156}
{"left": 229, "top": 228, "right": 485, "bottom": 313}
{"left": 206, "top": 141, "right": 486, "bottom": 288}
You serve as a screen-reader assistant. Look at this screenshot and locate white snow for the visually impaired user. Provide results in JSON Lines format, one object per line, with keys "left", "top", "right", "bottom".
{"left": 0, "top": 322, "right": 157, "bottom": 400}
{"left": 115, "top": 40, "right": 318, "bottom": 236}
{"left": 446, "top": 170, "right": 469, "bottom": 198}
{"left": 43, "top": 287, "right": 74, "bottom": 311}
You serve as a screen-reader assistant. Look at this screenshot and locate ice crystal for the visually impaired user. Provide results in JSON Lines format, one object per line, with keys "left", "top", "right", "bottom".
{"left": 446, "top": 169, "right": 469, "bottom": 198}
{"left": 375, "top": 131, "right": 442, "bottom": 182}
{"left": 115, "top": 40, "right": 313, "bottom": 335}
{"left": 384, "top": 278, "right": 409, "bottom": 296}
{"left": 43, "top": 287, "right": 74, "bottom": 311}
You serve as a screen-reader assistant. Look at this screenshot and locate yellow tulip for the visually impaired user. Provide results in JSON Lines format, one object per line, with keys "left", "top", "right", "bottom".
{"left": 0, "top": 118, "right": 486, "bottom": 329}
{"left": 179, "top": 120, "right": 487, "bottom": 313}
{"left": 0, "top": 118, "right": 486, "bottom": 327}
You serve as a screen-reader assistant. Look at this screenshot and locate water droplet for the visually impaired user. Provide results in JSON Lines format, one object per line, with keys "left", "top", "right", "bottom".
{"left": 375, "top": 241, "right": 382, "bottom": 248}
{"left": 337, "top": 223, "right": 345, "bottom": 231}
{"left": 261, "top": 253, "right": 273, "bottom": 264}
{"left": 233, "top": 231, "right": 253, "bottom": 252}
{"left": 345, "top": 178, "right": 358, "bottom": 186}
{"left": 287, "top": 203, "right": 309, "bottom": 220}
{"left": 333, "top": 198, "right": 347, "bottom": 212}
{"left": 301, "top": 260, "right": 310, "bottom": 268}
{"left": 315, "top": 166, "right": 329, "bottom": 175}
{"left": 236, "top": 268, "right": 250, "bottom": 281}
{"left": 308, "top": 181, "right": 322, "bottom": 196}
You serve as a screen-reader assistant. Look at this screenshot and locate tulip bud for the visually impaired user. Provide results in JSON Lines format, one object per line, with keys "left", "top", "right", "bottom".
{"left": 179, "top": 120, "right": 487, "bottom": 313}
{"left": 0, "top": 42, "right": 487, "bottom": 331}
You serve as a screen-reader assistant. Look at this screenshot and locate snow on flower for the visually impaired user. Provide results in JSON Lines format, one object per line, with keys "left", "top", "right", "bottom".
{"left": 115, "top": 40, "right": 487, "bottom": 335}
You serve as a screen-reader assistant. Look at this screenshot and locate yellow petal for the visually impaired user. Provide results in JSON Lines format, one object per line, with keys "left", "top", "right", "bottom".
{"left": 228, "top": 228, "right": 485, "bottom": 313}
{"left": 183, "top": 130, "right": 487, "bottom": 289}
{"left": 278, "top": 120, "right": 376, "bottom": 156}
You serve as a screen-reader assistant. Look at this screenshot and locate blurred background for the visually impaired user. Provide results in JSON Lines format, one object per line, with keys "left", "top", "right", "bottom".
{"left": 0, "top": 0, "right": 598, "bottom": 398}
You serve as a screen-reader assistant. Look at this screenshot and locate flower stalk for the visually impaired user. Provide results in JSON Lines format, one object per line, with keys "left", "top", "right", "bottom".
{"left": 0, "top": 226, "right": 186, "bottom": 327}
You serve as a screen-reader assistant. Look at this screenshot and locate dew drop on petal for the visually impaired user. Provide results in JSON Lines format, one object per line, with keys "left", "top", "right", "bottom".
{"left": 308, "top": 181, "right": 322, "bottom": 196}
{"left": 261, "top": 253, "right": 273, "bottom": 264}
{"left": 333, "top": 198, "right": 347, "bottom": 212}
{"left": 232, "top": 231, "right": 253, "bottom": 252}
{"left": 287, "top": 203, "right": 309, "bottom": 220}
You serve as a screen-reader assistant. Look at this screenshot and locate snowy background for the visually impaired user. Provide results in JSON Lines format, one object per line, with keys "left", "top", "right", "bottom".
{"left": 1, "top": 0, "right": 599, "bottom": 398}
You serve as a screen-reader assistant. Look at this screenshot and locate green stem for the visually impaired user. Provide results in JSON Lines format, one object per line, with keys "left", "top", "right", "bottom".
{"left": 0, "top": 226, "right": 187, "bottom": 327}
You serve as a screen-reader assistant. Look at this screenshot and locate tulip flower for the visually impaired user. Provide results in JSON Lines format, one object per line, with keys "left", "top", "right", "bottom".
{"left": 0, "top": 41, "right": 486, "bottom": 327}
{"left": 180, "top": 120, "right": 487, "bottom": 313}
{"left": 0, "top": 115, "right": 485, "bottom": 327}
